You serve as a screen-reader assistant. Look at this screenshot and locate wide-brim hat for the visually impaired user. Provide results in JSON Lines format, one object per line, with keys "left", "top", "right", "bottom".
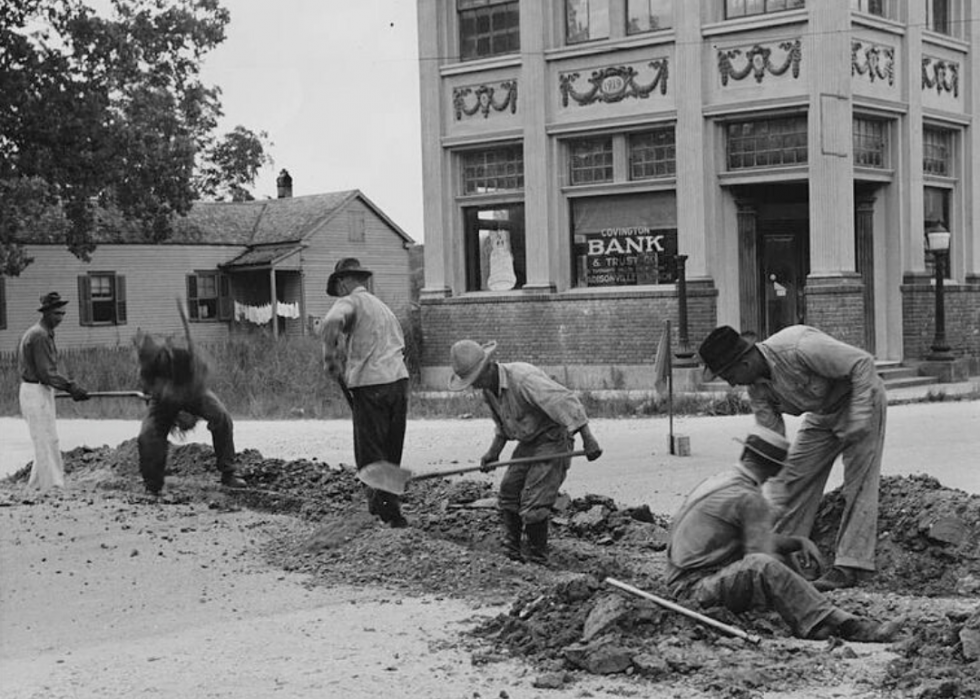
{"left": 698, "top": 325, "right": 754, "bottom": 381}
{"left": 38, "top": 292, "right": 69, "bottom": 313}
{"left": 448, "top": 340, "right": 497, "bottom": 391}
{"left": 735, "top": 425, "right": 790, "bottom": 471}
{"left": 326, "top": 257, "right": 373, "bottom": 297}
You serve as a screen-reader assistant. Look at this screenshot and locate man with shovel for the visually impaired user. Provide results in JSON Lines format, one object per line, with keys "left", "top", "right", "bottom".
{"left": 666, "top": 425, "right": 900, "bottom": 642}
{"left": 447, "top": 339, "right": 602, "bottom": 564}
{"left": 320, "top": 258, "right": 410, "bottom": 528}
{"left": 18, "top": 292, "right": 90, "bottom": 491}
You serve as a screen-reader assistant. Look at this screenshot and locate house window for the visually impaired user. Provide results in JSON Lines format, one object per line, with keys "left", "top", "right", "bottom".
{"left": 571, "top": 192, "right": 678, "bottom": 287}
{"left": 459, "top": 0, "right": 519, "bottom": 61}
{"left": 566, "top": 0, "right": 609, "bottom": 44}
{"left": 77, "top": 272, "right": 126, "bottom": 326}
{"left": 726, "top": 0, "right": 805, "bottom": 19}
{"left": 349, "top": 210, "right": 365, "bottom": 242}
{"left": 464, "top": 204, "right": 526, "bottom": 291}
{"left": 627, "top": 0, "right": 671, "bottom": 34}
{"left": 629, "top": 128, "right": 676, "bottom": 180}
{"left": 853, "top": 117, "right": 888, "bottom": 168}
{"left": 461, "top": 146, "right": 524, "bottom": 194}
{"left": 850, "top": 0, "right": 885, "bottom": 15}
{"left": 569, "top": 137, "right": 614, "bottom": 185}
{"left": 727, "top": 116, "right": 808, "bottom": 170}
{"left": 923, "top": 127, "right": 953, "bottom": 177}
{"left": 926, "top": 0, "right": 951, "bottom": 35}
{"left": 187, "top": 271, "right": 231, "bottom": 321}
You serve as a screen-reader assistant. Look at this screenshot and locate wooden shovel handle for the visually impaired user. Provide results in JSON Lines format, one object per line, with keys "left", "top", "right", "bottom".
{"left": 56, "top": 390, "right": 148, "bottom": 399}
{"left": 412, "top": 449, "right": 589, "bottom": 481}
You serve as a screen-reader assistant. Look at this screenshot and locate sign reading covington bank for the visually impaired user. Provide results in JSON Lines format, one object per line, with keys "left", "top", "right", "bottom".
{"left": 583, "top": 227, "right": 678, "bottom": 286}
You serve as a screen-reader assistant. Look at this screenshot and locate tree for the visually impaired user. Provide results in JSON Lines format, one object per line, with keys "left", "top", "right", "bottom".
{"left": 0, "top": 0, "right": 269, "bottom": 276}
{"left": 195, "top": 125, "right": 272, "bottom": 202}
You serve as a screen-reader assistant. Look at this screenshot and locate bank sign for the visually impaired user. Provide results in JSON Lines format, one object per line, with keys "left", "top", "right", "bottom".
{"left": 583, "top": 227, "right": 678, "bottom": 286}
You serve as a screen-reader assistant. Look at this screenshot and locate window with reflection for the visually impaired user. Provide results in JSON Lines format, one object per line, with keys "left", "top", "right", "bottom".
{"left": 459, "top": 0, "right": 519, "bottom": 61}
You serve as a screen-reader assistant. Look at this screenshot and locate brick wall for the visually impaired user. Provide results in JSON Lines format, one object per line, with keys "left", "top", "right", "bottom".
{"left": 902, "top": 276, "right": 980, "bottom": 366}
{"left": 804, "top": 275, "right": 867, "bottom": 350}
{"left": 419, "top": 282, "right": 717, "bottom": 389}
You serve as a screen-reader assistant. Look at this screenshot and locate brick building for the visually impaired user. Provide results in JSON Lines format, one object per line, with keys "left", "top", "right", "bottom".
{"left": 415, "top": 0, "right": 979, "bottom": 390}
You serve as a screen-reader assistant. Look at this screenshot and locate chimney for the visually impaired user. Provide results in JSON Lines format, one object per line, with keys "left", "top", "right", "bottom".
{"left": 276, "top": 169, "right": 293, "bottom": 199}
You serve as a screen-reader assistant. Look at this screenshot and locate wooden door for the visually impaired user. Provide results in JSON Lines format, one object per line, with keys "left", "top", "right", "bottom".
{"left": 759, "top": 222, "right": 808, "bottom": 337}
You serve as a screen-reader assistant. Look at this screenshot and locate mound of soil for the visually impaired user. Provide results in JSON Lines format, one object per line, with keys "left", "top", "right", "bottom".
{"left": 7, "top": 442, "right": 978, "bottom": 697}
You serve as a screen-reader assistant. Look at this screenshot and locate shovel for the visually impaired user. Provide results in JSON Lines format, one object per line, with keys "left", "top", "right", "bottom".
{"left": 357, "top": 449, "right": 589, "bottom": 496}
{"left": 56, "top": 390, "right": 148, "bottom": 399}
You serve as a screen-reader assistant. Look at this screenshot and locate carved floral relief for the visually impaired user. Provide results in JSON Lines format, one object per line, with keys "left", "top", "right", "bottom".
{"left": 717, "top": 39, "right": 802, "bottom": 86}
{"left": 851, "top": 40, "right": 895, "bottom": 86}
{"left": 922, "top": 57, "right": 959, "bottom": 98}
{"left": 452, "top": 81, "right": 518, "bottom": 121}
{"left": 558, "top": 59, "right": 669, "bottom": 107}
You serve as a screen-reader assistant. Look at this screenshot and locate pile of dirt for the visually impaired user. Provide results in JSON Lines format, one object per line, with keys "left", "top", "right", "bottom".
{"left": 7, "top": 443, "right": 978, "bottom": 697}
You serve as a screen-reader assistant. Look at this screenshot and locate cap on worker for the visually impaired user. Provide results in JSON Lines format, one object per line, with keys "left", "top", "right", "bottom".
{"left": 448, "top": 339, "right": 497, "bottom": 391}
{"left": 698, "top": 325, "right": 754, "bottom": 381}
{"left": 38, "top": 291, "right": 69, "bottom": 313}
{"left": 736, "top": 425, "right": 790, "bottom": 471}
{"left": 326, "top": 258, "right": 373, "bottom": 297}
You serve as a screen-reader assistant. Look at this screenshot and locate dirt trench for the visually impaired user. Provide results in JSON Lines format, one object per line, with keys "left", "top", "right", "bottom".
{"left": 7, "top": 441, "right": 979, "bottom": 698}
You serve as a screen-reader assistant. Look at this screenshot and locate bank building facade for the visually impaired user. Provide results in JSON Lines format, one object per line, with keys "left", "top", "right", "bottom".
{"left": 415, "top": 0, "right": 979, "bottom": 389}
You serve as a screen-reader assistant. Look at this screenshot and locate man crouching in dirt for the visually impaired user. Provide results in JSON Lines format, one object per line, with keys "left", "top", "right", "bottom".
{"left": 666, "top": 426, "right": 900, "bottom": 642}
{"left": 447, "top": 339, "right": 602, "bottom": 565}
{"left": 135, "top": 330, "right": 246, "bottom": 495}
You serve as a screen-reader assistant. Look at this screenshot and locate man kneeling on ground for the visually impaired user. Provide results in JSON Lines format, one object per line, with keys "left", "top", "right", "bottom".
{"left": 665, "top": 425, "right": 900, "bottom": 642}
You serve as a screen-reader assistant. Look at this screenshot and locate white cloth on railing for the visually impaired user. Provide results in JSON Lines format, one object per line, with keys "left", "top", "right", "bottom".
{"left": 276, "top": 301, "right": 300, "bottom": 319}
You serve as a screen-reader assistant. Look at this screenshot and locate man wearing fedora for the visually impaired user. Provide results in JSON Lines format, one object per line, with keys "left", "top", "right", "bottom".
{"left": 666, "top": 425, "right": 899, "bottom": 642}
{"left": 320, "top": 257, "right": 410, "bottom": 528}
{"left": 18, "top": 292, "right": 90, "bottom": 490}
{"left": 447, "top": 339, "right": 602, "bottom": 564}
{"left": 697, "top": 324, "right": 887, "bottom": 592}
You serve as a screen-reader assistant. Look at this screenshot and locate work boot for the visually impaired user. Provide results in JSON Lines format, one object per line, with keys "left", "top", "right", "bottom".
{"left": 813, "top": 565, "right": 859, "bottom": 592}
{"left": 500, "top": 511, "right": 524, "bottom": 561}
{"left": 524, "top": 520, "right": 549, "bottom": 565}
{"left": 838, "top": 618, "right": 902, "bottom": 643}
{"left": 220, "top": 472, "right": 247, "bottom": 489}
{"left": 385, "top": 493, "right": 409, "bottom": 529}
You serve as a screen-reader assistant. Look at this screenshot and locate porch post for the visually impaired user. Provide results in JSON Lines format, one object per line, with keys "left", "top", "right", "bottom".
{"left": 269, "top": 266, "right": 278, "bottom": 340}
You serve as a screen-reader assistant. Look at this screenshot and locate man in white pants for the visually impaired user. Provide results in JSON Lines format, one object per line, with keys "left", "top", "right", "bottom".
{"left": 18, "top": 292, "right": 90, "bottom": 490}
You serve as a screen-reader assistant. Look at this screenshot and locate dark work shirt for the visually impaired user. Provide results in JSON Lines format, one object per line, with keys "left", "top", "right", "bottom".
{"left": 18, "top": 322, "right": 72, "bottom": 391}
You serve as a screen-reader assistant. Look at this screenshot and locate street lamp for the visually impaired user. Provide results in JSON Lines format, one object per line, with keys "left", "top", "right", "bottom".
{"left": 925, "top": 221, "right": 952, "bottom": 361}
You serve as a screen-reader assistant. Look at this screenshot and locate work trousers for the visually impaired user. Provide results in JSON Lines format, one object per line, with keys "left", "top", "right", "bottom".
{"left": 350, "top": 378, "right": 408, "bottom": 519}
{"left": 498, "top": 433, "right": 573, "bottom": 524}
{"left": 138, "top": 389, "right": 235, "bottom": 493}
{"left": 19, "top": 382, "right": 65, "bottom": 491}
{"left": 769, "top": 384, "right": 887, "bottom": 572}
{"left": 685, "top": 553, "right": 839, "bottom": 639}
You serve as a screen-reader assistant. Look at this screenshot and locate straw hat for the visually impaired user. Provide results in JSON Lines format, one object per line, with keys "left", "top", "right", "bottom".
{"left": 735, "top": 425, "right": 790, "bottom": 470}
{"left": 448, "top": 339, "right": 497, "bottom": 391}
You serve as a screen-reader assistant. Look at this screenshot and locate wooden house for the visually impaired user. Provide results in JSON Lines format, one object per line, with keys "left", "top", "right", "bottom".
{"left": 0, "top": 185, "right": 415, "bottom": 352}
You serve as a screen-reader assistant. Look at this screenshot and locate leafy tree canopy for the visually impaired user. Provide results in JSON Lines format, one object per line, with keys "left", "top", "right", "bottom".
{"left": 0, "top": 0, "right": 271, "bottom": 275}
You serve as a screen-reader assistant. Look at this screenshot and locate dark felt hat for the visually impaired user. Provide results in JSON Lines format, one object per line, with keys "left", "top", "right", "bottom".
{"left": 326, "top": 258, "right": 373, "bottom": 297}
{"left": 38, "top": 292, "right": 69, "bottom": 313}
{"left": 735, "top": 425, "right": 790, "bottom": 471}
{"left": 698, "top": 325, "right": 754, "bottom": 380}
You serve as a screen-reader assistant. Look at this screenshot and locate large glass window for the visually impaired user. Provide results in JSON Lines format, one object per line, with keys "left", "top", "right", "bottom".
{"left": 927, "top": 0, "right": 951, "bottom": 35}
{"left": 853, "top": 117, "right": 888, "bottom": 168}
{"left": 566, "top": 0, "right": 609, "bottom": 43}
{"left": 850, "top": 0, "right": 885, "bottom": 15}
{"left": 464, "top": 204, "right": 526, "bottom": 291}
{"left": 629, "top": 128, "right": 676, "bottom": 179}
{"left": 726, "top": 0, "right": 805, "bottom": 19}
{"left": 727, "top": 116, "right": 808, "bottom": 170}
{"left": 923, "top": 127, "right": 953, "bottom": 177}
{"left": 459, "top": 0, "right": 519, "bottom": 61}
{"left": 569, "top": 137, "right": 614, "bottom": 185}
{"left": 923, "top": 187, "right": 951, "bottom": 278}
{"left": 462, "top": 146, "right": 524, "bottom": 195}
{"left": 627, "top": 0, "right": 671, "bottom": 34}
{"left": 571, "top": 192, "right": 677, "bottom": 287}
{"left": 78, "top": 272, "right": 126, "bottom": 326}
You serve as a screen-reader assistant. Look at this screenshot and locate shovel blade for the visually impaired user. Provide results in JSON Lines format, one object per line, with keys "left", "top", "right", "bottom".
{"left": 358, "top": 461, "right": 413, "bottom": 496}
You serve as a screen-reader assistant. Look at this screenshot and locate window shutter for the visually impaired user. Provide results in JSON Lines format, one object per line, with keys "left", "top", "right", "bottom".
{"left": 0, "top": 277, "right": 6, "bottom": 330}
{"left": 186, "top": 274, "right": 198, "bottom": 320}
{"left": 115, "top": 275, "right": 127, "bottom": 325}
{"left": 218, "top": 274, "right": 232, "bottom": 320}
{"left": 78, "top": 275, "right": 93, "bottom": 326}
